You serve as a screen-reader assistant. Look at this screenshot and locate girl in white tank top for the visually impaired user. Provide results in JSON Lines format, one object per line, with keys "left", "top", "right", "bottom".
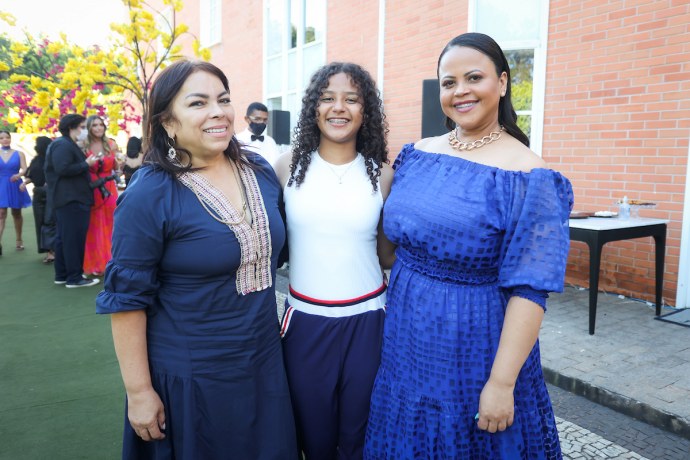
{"left": 274, "top": 62, "right": 395, "bottom": 460}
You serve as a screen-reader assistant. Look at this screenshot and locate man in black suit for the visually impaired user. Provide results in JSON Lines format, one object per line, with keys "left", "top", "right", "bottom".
{"left": 45, "top": 114, "right": 100, "bottom": 288}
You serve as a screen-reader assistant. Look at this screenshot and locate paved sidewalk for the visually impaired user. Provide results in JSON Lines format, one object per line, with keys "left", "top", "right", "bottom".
{"left": 541, "top": 286, "right": 690, "bottom": 439}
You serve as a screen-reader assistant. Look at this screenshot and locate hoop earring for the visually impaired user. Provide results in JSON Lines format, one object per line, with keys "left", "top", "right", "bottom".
{"left": 166, "top": 136, "right": 177, "bottom": 161}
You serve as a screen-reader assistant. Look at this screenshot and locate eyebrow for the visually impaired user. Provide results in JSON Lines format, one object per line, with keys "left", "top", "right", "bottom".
{"left": 440, "top": 69, "right": 483, "bottom": 79}
{"left": 321, "top": 90, "right": 360, "bottom": 96}
{"left": 185, "top": 90, "right": 230, "bottom": 99}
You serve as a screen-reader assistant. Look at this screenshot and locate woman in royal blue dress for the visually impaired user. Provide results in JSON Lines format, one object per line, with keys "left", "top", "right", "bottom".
{"left": 96, "top": 60, "right": 297, "bottom": 459}
{"left": 0, "top": 130, "right": 32, "bottom": 255}
{"left": 365, "top": 33, "right": 573, "bottom": 459}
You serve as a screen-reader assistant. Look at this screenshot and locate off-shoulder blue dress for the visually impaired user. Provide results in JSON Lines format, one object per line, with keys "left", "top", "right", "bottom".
{"left": 365, "top": 144, "right": 573, "bottom": 459}
{"left": 96, "top": 155, "right": 297, "bottom": 460}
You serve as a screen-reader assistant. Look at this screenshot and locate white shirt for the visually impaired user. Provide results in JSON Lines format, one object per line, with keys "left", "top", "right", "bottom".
{"left": 284, "top": 152, "right": 386, "bottom": 317}
{"left": 236, "top": 128, "right": 281, "bottom": 165}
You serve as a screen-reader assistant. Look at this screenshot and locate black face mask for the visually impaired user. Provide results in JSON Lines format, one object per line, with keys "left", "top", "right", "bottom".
{"left": 249, "top": 122, "right": 267, "bottom": 136}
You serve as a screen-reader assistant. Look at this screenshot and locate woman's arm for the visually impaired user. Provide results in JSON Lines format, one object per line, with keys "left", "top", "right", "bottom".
{"left": 377, "top": 162, "right": 397, "bottom": 269}
{"left": 476, "top": 296, "right": 544, "bottom": 433}
{"left": 111, "top": 310, "right": 166, "bottom": 441}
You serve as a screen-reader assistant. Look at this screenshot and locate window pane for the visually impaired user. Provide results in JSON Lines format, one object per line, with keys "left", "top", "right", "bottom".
{"left": 302, "top": 43, "right": 322, "bottom": 88}
{"left": 267, "top": 97, "right": 282, "bottom": 111}
{"left": 288, "top": 51, "right": 297, "bottom": 91}
{"left": 475, "top": 0, "right": 540, "bottom": 42}
{"left": 505, "top": 49, "right": 533, "bottom": 111}
{"left": 290, "top": 0, "right": 299, "bottom": 48}
{"left": 267, "top": 57, "right": 283, "bottom": 94}
{"left": 266, "top": 0, "right": 284, "bottom": 56}
{"left": 305, "top": 0, "right": 325, "bottom": 44}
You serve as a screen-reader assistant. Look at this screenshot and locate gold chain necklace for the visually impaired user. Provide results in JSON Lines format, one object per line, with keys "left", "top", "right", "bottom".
{"left": 191, "top": 162, "right": 248, "bottom": 226}
{"left": 448, "top": 126, "right": 504, "bottom": 151}
{"left": 321, "top": 154, "right": 358, "bottom": 184}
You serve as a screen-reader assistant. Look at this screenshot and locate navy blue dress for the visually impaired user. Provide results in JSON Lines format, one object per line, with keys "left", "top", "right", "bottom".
{"left": 365, "top": 144, "right": 573, "bottom": 459}
{"left": 96, "top": 155, "right": 297, "bottom": 459}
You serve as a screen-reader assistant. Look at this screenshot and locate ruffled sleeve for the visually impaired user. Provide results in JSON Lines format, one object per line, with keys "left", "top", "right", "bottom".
{"left": 498, "top": 169, "right": 574, "bottom": 309}
{"left": 392, "top": 143, "right": 416, "bottom": 171}
{"left": 95, "top": 166, "right": 170, "bottom": 314}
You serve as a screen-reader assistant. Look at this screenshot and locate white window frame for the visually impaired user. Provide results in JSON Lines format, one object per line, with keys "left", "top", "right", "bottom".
{"left": 262, "top": 0, "right": 327, "bottom": 134}
{"left": 468, "top": 0, "right": 549, "bottom": 155}
{"left": 200, "top": 0, "right": 222, "bottom": 47}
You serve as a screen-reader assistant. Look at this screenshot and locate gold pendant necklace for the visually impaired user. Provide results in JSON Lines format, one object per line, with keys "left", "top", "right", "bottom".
{"left": 448, "top": 126, "right": 504, "bottom": 151}
{"left": 321, "top": 154, "right": 358, "bottom": 184}
{"left": 191, "top": 161, "right": 248, "bottom": 226}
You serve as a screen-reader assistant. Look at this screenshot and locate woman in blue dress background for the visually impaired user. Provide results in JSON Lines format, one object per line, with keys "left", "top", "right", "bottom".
{"left": 365, "top": 33, "right": 573, "bottom": 459}
{"left": 0, "top": 130, "right": 32, "bottom": 255}
{"left": 96, "top": 60, "right": 297, "bottom": 459}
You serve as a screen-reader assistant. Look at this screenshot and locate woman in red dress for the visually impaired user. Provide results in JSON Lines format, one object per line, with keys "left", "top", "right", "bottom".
{"left": 83, "top": 115, "right": 120, "bottom": 275}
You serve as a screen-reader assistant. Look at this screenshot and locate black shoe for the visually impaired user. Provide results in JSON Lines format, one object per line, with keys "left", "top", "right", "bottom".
{"left": 65, "top": 278, "right": 100, "bottom": 288}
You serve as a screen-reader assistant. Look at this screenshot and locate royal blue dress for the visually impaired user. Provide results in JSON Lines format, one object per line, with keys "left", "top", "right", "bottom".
{"left": 96, "top": 155, "right": 297, "bottom": 460}
{"left": 0, "top": 150, "right": 32, "bottom": 209}
{"left": 365, "top": 144, "right": 573, "bottom": 459}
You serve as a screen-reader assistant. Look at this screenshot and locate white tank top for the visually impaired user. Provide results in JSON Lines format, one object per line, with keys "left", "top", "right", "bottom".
{"left": 284, "top": 151, "right": 386, "bottom": 317}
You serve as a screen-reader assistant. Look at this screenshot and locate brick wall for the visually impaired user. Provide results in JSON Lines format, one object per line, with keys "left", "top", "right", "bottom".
{"left": 326, "top": 1, "right": 379, "bottom": 80}
{"left": 546, "top": 0, "right": 690, "bottom": 306}
{"left": 148, "top": 0, "right": 689, "bottom": 306}
{"left": 153, "top": 0, "right": 265, "bottom": 134}
{"left": 379, "top": 1, "right": 466, "bottom": 156}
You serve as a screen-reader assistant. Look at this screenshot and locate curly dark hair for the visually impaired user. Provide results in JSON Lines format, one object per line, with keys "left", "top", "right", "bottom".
{"left": 288, "top": 62, "right": 389, "bottom": 191}
{"left": 143, "top": 59, "right": 247, "bottom": 176}
{"left": 437, "top": 32, "right": 530, "bottom": 148}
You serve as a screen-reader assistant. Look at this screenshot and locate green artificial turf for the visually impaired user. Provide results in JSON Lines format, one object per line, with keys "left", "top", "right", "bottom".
{"left": 0, "top": 208, "right": 123, "bottom": 459}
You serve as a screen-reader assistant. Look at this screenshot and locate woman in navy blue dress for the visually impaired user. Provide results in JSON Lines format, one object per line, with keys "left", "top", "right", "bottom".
{"left": 96, "top": 60, "right": 297, "bottom": 459}
{"left": 365, "top": 33, "right": 573, "bottom": 459}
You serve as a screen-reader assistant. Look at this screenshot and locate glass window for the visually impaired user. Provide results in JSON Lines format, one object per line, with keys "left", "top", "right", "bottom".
{"left": 264, "top": 0, "right": 325, "bottom": 141}
{"left": 475, "top": 0, "right": 540, "bottom": 42}
{"left": 266, "top": 0, "right": 284, "bottom": 56}
{"left": 505, "top": 49, "right": 534, "bottom": 139}
{"left": 304, "top": 0, "right": 325, "bottom": 44}
{"left": 472, "top": 0, "right": 546, "bottom": 153}
{"left": 200, "top": 0, "right": 222, "bottom": 46}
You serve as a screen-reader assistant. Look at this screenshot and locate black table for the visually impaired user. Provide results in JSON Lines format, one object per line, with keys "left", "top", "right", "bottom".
{"left": 568, "top": 217, "right": 668, "bottom": 335}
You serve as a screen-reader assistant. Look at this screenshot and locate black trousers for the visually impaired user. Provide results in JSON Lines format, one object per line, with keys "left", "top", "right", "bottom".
{"left": 54, "top": 202, "right": 91, "bottom": 284}
{"left": 31, "top": 186, "right": 48, "bottom": 253}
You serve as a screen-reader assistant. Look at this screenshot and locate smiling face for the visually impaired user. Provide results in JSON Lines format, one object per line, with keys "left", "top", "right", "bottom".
{"left": 0, "top": 132, "right": 10, "bottom": 147}
{"left": 316, "top": 72, "right": 363, "bottom": 150}
{"left": 438, "top": 46, "right": 507, "bottom": 137}
{"left": 164, "top": 70, "right": 235, "bottom": 160}
{"left": 88, "top": 117, "right": 106, "bottom": 139}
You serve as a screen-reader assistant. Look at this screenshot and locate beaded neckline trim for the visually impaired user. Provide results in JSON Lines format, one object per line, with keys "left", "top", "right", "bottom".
{"left": 177, "top": 164, "right": 272, "bottom": 295}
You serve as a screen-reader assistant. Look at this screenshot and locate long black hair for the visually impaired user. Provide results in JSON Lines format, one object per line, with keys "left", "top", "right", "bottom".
{"left": 144, "top": 59, "right": 246, "bottom": 175}
{"left": 437, "top": 32, "right": 530, "bottom": 147}
{"left": 288, "top": 62, "right": 389, "bottom": 191}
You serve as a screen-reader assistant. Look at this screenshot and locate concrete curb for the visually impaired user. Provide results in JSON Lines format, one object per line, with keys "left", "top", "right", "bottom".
{"left": 544, "top": 367, "right": 690, "bottom": 440}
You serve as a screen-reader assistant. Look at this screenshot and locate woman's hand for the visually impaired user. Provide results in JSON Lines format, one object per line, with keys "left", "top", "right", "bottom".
{"left": 18, "top": 182, "right": 26, "bottom": 192}
{"left": 127, "top": 387, "right": 166, "bottom": 441}
{"left": 476, "top": 378, "right": 515, "bottom": 433}
{"left": 10, "top": 174, "right": 21, "bottom": 182}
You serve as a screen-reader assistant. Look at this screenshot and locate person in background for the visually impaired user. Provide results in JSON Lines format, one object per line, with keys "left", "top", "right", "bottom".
{"left": 0, "top": 130, "right": 32, "bottom": 255}
{"left": 44, "top": 114, "right": 100, "bottom": 288}
{"left": 364, "top": 32, "right": 573, "bottom": 459}
{"left": 23, "top": 136, "right": 54, "bottom": 263}
{"left": 274, "top": 62, "right": 395, "bottom": 459}
{"left": 122, "top": 136, "right": 143, "bottom": 186}
{"left": 96, "top": 60, "right": 297, "bottom": 459}
{"left": 235, "top": 102, "right": 281, "bottom": 165}
{"left": 82, "top": 115, "right": 120, "bottom": 276}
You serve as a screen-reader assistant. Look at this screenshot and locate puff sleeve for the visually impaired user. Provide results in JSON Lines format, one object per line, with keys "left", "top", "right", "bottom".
{"left": 498, "top": 169, "right": 574, "bottom": 309}
{"left": 95, "top": 166, "right": 171, "bottom": 314}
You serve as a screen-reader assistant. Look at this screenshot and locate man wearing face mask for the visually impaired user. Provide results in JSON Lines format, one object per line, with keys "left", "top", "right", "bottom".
{"left": 44, "top": 114, "right": 100, "bottom": 288}
{"left": 236, "top": 102, "right": 281, "bottom": 165}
